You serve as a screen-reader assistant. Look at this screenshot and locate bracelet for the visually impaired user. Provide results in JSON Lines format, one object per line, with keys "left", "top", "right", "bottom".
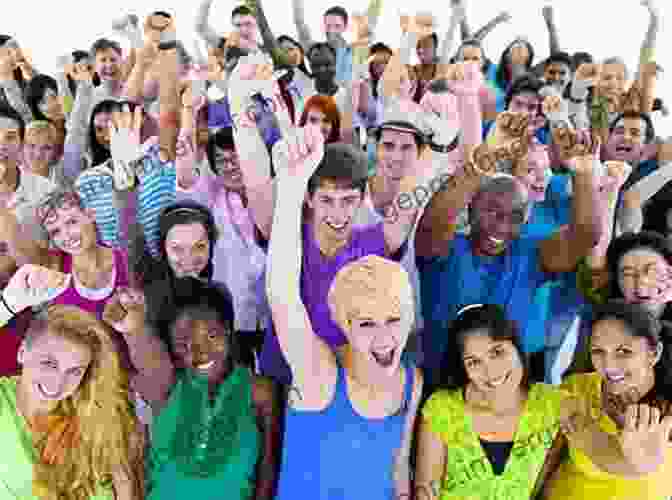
{"left": 0, "top": 294, "right": 15, "bottom": 317}
{"left": 158, "top": 41, "right": 179, "bottom": 51}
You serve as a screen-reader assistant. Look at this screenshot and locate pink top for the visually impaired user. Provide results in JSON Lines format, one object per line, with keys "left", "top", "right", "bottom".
{"left": 49, "top": 246, "right": 130, "bottom": 320}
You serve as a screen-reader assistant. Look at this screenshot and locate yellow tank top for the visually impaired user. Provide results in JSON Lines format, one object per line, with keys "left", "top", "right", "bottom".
{"left": 545, "top": 372, "right": 672, "bottom": 500}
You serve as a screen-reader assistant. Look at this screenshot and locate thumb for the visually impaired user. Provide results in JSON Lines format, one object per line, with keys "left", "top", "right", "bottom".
{"left": 661, "top": 415, "right": 672, "bottom": 441}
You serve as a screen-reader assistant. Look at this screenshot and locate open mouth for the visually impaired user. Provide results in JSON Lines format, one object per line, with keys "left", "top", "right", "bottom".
{"left": 615, "top": 145, "right": 633, "bottom": 154}
{"left": 371, "top": 347, "right": 396, "bottom": 368}
{"left": 486, "top": 372, "right": 510, "bottom": 388}
{"left": 530, "top": 185, "right": 546, "bottom": 194}
{"left": 37, "top": 383, "right": 62, "bottom": 400}
{"left": 325, "top": 221, "right": 349, "bottom": 233}
{"left": 195, "top": 360, "right": 215, "bottom": 371}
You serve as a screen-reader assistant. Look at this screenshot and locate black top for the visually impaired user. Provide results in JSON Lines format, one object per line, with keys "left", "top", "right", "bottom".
{"left": 479, "top": 439, "right": 514, "bottom": 475}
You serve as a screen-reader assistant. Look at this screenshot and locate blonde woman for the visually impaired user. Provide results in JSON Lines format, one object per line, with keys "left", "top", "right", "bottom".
{"left": 0, "top": 264, "right": 144, "bottom": 500}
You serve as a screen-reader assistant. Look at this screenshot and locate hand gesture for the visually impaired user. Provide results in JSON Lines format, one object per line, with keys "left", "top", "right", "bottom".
{"left": 568, "top": 136, "right": 601, "bottom": 177}
{"left": 102, "top": 288, "right": 146, "bottom": 335}
{"left": 491, "top": 112, "right": 530, "bottom": 146}
{"left": 225, "top": 31, "right": 242, "bottom": 51}
{"left": 3, "top": 264, "right": 69, "bottom": 313}
{"left": 272, "top": 124, "right": 325, "bottom": 185}
{"left": 542, "top": 5, "right": 554, "bottom": 23}
{"left": 552, "top": 127, "right": 596, "bottom": 161}
{"left": 542, "top": 94, "right": 569, "bottom": 123}
{"left": 468, "top": 143, "right": 503, "bottom": 177}
{"left": 619, "top": 404, "right": 672, "bottom": 474}
{"left": 559, "top": 393, "right": 598, "bottom": 439}
{"left": 110, "top": 104, "right": 144, "bottom": 190}
{"left": 351, "top": 12, "right": 371, "bottom": 45}
{"left": 71, "top": 62, "right": 93, "bottom": 84}
{"left": 621, "top": 83, "right": 643, "bottom": 114}
{"left": 575, "top": 63, "right": 601, "bottom": 87}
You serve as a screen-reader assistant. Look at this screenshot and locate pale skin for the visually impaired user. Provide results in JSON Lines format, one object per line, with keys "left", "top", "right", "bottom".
{"left": 229, "top": 55, "right": 419, "bottom": 258}
{"left": 539, "top": 319, "right": 672, "bottom": 499}
{"left": 266, "top": 123, "right": 422, "bottom": 498}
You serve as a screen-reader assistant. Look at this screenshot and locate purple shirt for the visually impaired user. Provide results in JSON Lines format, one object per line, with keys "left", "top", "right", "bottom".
{"left": 259, "top": 222, "right": 389, "bottom": 383}
{"left": 301, "top": 222, "right": 387, "bottom": 346}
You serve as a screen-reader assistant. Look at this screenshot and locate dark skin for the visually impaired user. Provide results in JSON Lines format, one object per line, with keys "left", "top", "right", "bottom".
{"left": 105, "top": 300, "right": 281, "bottom": 500}
{"left": 169, "top": 312, "right": 280, "bottom": 500}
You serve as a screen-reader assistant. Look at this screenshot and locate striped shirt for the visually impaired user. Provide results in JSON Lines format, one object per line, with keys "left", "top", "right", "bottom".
{"left": 75, "top": 141, "right": 176, "bottom": 257}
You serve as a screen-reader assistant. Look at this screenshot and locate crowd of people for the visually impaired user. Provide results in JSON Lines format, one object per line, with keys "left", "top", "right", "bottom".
{"left": 0, "top": 0, "right": 671, "bottom": 498}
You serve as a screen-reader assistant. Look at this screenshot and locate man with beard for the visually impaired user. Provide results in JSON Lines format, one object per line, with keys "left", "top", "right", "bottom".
{"left": 415, "top": 138, "right": 602, "bottom": 388}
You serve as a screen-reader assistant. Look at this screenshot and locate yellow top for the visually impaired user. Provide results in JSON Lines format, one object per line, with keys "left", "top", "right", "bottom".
{"left": 544, "top": 372, "right": 672, "bottom": 500}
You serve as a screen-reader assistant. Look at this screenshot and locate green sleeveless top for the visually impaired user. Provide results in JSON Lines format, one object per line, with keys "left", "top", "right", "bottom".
{"left": 146, "top": 366, "right": 260, "bottom": 500}
{"left": 422, "top": 383, "right": 563, "bottom": 500}
{"left": 0, "top": 377, "right": 114, "bottom": 500}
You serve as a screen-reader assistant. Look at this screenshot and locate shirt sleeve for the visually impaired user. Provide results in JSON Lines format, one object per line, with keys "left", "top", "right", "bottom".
{"left": 137, "top": 144, "right": 177, "bottom": 258}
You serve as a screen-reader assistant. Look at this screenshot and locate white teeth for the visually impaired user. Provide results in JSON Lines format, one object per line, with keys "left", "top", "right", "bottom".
{"left": 38, "top": 383, "right": 60, "bottom": 398}
{"left": 489, "top": 237, "right": 504, "bottom": 244}
{"left": 197, "top": 361, "right": 215, "bottom": 370}
{"left": 488, "top": 374, "right": 509, "bottom": 386}
{"left": 327, "top": 222, "right": 347, "bottom": 230}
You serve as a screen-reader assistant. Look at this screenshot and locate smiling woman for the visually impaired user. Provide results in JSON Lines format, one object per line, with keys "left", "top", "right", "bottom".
{"left": 0, "top": 303, "right": 144, "bottom": 500}
{"left": 415, "top": 304, "right": 564, "bottom": 500}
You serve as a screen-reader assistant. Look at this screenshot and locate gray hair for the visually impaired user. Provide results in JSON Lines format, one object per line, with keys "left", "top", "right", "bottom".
{"left": 470, "top": 174, "right": 531, "bottom": 222}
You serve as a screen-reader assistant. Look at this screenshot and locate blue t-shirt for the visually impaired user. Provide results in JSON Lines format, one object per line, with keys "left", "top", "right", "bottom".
{"left": 523, "top": 174, "right": 572, "bottom": 240}
{"left": 417, "top": 234, "right": 553, "bottom": 375}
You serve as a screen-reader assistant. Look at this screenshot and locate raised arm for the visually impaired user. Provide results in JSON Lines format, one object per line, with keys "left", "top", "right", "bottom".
{"left": 102, "top": 289, "right": 176, "bottom": 411}
{"left": 291, "top": 0, "right": 315, "bottom": 52}
{"left": 451, "top": 0, "right": 472, "bottom": 41}
{"left": 157, "top": 34, "right": 180, "bottom": 163}
{"left": 228, "top": 55, "right": 290, "bottom": 238}
{"left": 195, "top": 0, "right": 223, "bottom": 48}
{"left": 439, "top": 3, "right": 465, "bottom": 67}
{"left": 472, "top": 11, "right": 512, "bottom": 43}
{"left": 540, "top": 150, "right": 602, "bottom": 273}
{"left": 248, "top": 0, "right": 291, "bottom": 67}
{"left": 587, "top": 161, "right": 633, "bottom": 269}
{"left": 636, "top": 0, "right": 660, "bottom": 76}
{"left": 265, "top": 124, "right": 336, "bottom": 407}
{"left": 541, "top": 6, "right": 562, "bottom": 54}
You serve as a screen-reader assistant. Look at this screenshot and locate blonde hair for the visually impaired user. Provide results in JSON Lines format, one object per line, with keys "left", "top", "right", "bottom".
{"left": 328, "top": 255, "right": 414, "bottom": 333}
{"left": 30, "top": 305, "right": 144, "bottom": 500}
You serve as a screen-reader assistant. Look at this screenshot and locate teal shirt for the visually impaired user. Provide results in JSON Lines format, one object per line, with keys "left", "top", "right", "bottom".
{"left": 146, "top": 367, "right": 260, "bottom": 500}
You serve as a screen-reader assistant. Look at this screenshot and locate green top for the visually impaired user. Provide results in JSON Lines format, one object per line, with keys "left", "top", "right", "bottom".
{"left": 146, "top": 366, "right": 260, "bottom": 500}
{"left": 0, "top": 377, "right": 114, "bottom": 500}
{"left": 422, "top": 383, "right": 563, "bottom": 500}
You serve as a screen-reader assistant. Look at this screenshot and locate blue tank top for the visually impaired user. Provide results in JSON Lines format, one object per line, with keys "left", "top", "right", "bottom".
{"left": 275, "top": 361, "right": 415, "bottom": 500}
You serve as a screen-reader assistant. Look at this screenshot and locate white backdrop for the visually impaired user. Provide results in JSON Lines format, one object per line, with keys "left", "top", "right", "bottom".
{"left": 4, "top": 0, "right": 672, "bottom": 134}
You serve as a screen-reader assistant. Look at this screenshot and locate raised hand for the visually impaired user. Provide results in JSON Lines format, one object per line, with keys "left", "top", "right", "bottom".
{"left": 568, "top": 138, "right": 602, "bottom": 177}
{"left": 542, "top": 94, "right": 569, "bottom": 123}
{"left": 491, "top": 111, "right": 530, "bottom": 149}
{"left": 575, "top": 63, "right": 601, "bottom": 88}
{"left": 2, "top": 264, "right": 69, "bottom": 314}
{"left": 552, "top": 126, "right": 596, "bottom": 162}
{"left": 272, "top": 124, "right": 325, "bottom": 185}
{"left": 109, "top": 104, "right": 144, "bottom": 190}
{"left": 102, "top": 288, "right": 146, "bottom": 335}
{"left": 542, "top": 5, "right": 554, "bottom": 23}
{"left": 619, "top": 404, "right": 672, "bottom": 474}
